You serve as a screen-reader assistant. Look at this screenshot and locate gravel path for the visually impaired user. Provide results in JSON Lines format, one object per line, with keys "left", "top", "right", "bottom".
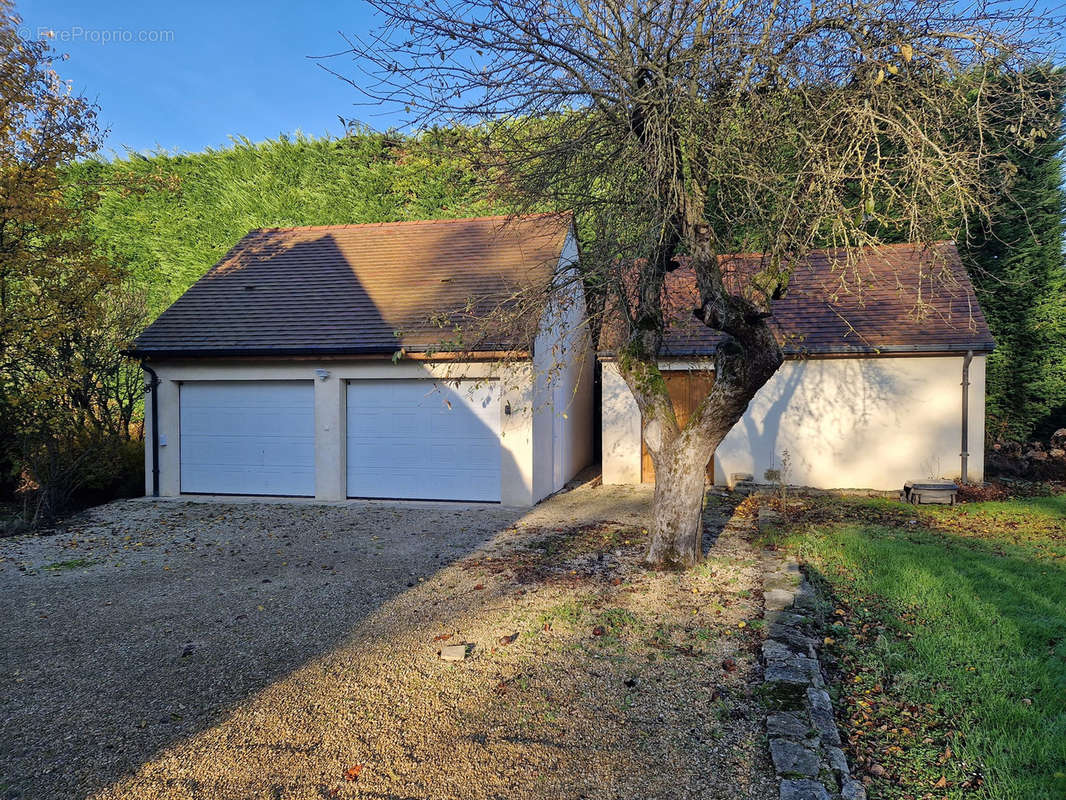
{"left": 0, "top": 484, "right": 775, "bottom": 800}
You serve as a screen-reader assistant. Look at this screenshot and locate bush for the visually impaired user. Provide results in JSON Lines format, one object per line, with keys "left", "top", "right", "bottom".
{"left": 71, "top": 436, "right": 145, "bottom": 509}
{"left": 10, "top": 418, "right": 144, "bottom": 526}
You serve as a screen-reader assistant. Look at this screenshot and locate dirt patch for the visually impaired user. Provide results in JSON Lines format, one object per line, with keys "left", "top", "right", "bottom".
{"left": 1, "top": 485, "right": 774, "bottom": 800}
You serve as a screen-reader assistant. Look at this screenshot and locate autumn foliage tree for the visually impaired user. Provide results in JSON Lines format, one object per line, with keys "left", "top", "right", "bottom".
{"left": 0, "top": 4, "right": 146, "bottom": 525}
{"left": 339, "top": 0, "right": 1060, "bottom": 567}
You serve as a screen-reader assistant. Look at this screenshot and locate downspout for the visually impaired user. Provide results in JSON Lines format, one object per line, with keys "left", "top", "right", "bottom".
{"left": 141, "top": 361, "right": 160, "bottom": 497}
{"left": 960, "top": 350, "right": 973, "bottom": 484}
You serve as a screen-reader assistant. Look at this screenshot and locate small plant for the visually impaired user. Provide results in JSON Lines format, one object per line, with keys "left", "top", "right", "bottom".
{"left": 538, "top": 599, "right": 587, "bottom": 628}
{"left": 597, "top": 606, "right": 641, "bottom": 633}
{"left": 765, "top": 450, "right": 793, "bottom": 514}
{"left": 44, "top": 558, "right": 95, "bottom": 571}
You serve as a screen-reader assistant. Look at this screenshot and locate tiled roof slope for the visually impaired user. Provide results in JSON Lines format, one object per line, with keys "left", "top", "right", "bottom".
{"left": 608, "top": 241, "right": 994, "bottom": 358}
{"left": 131, "top": 213, "right": 573, "bottom": 357}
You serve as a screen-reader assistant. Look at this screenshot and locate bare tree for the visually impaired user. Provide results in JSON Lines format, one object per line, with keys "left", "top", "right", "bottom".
{"left": 333, "top": 0, "right": 1059, "bottom": 567}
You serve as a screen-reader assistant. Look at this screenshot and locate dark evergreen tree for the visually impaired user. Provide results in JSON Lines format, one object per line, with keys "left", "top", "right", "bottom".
{"left": 961, "top": 66, "right": 1066, "bottom": 443}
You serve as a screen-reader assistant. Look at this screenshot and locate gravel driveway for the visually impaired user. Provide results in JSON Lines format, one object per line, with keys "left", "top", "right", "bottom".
{"left": 1, "top": 483, "right": 775, "bottom": 800}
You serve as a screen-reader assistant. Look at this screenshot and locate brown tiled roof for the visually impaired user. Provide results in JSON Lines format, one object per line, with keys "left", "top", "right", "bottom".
{"left": 130, "top": 213, "right": 573, "bottom": 357}
{"left": 604, "top": 241, "right": 994, "bottom": 358}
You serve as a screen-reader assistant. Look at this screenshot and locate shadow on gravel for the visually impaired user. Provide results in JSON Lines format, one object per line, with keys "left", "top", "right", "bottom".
{"left": 0, "top": 500, "right": 534, "bottom": 800}
{"left": 0, "top": 483, "right": 747, "bottom": 800}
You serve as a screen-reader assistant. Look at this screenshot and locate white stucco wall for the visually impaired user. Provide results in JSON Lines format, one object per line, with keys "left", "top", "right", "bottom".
{"left": 531, "top": 229, "right": 595, "bottom": 499}
{"left": 601, "top": 354, "right": 987, "bottom": 490}
{"left": 601, "top": 362, "right": 642, "bottom": 485}
{"left": 144, "top": 359, "right": 538, "bottom": 506}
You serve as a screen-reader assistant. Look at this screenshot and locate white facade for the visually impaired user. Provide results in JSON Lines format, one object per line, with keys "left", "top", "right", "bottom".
{"left": 143, "top": 232, "right": 595, "bottom": 506}
{"left": 602, "top": 354, "right": 986, "bottom": 490}
{"left": 531, "top": 233, "right": 595, "bottom": 502}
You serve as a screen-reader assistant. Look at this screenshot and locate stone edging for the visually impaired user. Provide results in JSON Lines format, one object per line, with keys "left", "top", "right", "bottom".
{"left": 758, "top": 505, "right": 866, "bottom": 800}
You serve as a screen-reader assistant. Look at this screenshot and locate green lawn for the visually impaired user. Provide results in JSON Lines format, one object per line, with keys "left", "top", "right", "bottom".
{"left": 768, "top": 494, "right": 1066, "bottom": 800}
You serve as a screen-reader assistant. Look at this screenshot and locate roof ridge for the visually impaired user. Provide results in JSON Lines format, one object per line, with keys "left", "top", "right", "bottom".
{"left": 713, "top": 240, "right": 956, "bottom": 263}
{"left": 249, "top": 210, "right": 573, "bottom": 234}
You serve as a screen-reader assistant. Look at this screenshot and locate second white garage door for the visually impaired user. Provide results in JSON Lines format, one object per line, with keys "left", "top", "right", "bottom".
{"left": 346, "top": 379, "right": 501, "bottom": 502}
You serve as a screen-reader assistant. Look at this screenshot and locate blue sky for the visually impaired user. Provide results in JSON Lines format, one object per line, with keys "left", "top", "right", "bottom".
{"left": 19, "top": 0, "right": 396, "bottom": 156}
{"left": 18, "top": 0, "right": 1066, "bottom": 158}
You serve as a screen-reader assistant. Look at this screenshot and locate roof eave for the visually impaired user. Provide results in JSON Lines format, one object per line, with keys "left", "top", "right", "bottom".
{"left": 596, "top": 341, "right": 995, "bottom": 361}
{"left": 124, "top": 345, "right": 531, "bottom": 361}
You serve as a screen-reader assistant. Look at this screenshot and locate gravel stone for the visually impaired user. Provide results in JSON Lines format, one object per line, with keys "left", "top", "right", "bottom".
{"left": 439, "top": 643, "right": 469, "bottom": 661}
{"left": 1, "top": 483, "right": 776, "bottom": 800}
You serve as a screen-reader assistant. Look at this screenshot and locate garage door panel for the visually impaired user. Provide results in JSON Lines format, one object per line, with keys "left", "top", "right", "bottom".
{"left": 180, "top": 381, "right": 315, "bottom": 496}
{"left": 346, "top": 379, "right": 501, "bottom": 501}
{"left": 181, "top": 407, "right": 315, "bottom": 438}
{"left": 181, "top": 434, "right": 314, "bottom": 464}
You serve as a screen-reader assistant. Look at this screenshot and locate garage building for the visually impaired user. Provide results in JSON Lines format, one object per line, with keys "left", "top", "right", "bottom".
{"left": 129, "top": 213, "right": 594, "bottom": 506}
{"left": 600, "top": 242, "right": 995, "bottom": 491}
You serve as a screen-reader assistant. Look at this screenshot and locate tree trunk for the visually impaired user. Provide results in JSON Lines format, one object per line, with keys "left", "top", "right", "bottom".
{"left": 644, "top": 431, "right": 713, "bottom": 567}
{"left": 618, "top": 297, "right": 783, "bottom": 569}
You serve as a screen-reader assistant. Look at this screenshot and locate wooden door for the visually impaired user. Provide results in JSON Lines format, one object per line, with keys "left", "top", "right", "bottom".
{"left": 641, "top": 370, "right": 715, "bottom": 484}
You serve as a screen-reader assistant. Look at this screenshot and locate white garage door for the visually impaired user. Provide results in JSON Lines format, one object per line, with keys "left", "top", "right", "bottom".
{"left": 346, "top": 379, "right": 501, "bottom": 502}
{"left": 180, "top": 381, "right": 315, "bottom": 496}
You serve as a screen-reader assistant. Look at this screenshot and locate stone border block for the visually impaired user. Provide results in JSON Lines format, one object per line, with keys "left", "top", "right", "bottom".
{"left": 757, "top": 496, "right": 863, "bottom": 800}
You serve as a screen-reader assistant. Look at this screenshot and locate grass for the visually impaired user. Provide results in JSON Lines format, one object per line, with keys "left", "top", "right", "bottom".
{"left": 766, "top": 494, "right": 1066, "bottom": 800}
{"left": 43, "top": 558, "right": 96, "bottom": 571}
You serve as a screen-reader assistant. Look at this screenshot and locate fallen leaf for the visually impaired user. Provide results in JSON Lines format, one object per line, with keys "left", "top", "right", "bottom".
{"left": 433, "top": 633, "right": 452, "bottom": 642}
{"left": 498, "top": 632, "right": 518, "bottom": 646}
{"left": 722, "top": 657, "right": 737, "bottom": 672}
{"left": 473, "top": 584, "right": 484, "bottom": 590}
{"left": 345, "top": 764, "right": 364, "bottom": 781}
{"left": 592, "top": 626, "right": 605, "bottom": 636}
{"left": 934, "top": 776, "right": 947, "bottom": 788}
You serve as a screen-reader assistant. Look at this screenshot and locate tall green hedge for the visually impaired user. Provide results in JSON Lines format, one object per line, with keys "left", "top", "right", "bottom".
{"left": 69, "top": 130, "right": 507, "bottom": 316}
{"left": 73, "top": 120, "right": 1066, "bottom": 444}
